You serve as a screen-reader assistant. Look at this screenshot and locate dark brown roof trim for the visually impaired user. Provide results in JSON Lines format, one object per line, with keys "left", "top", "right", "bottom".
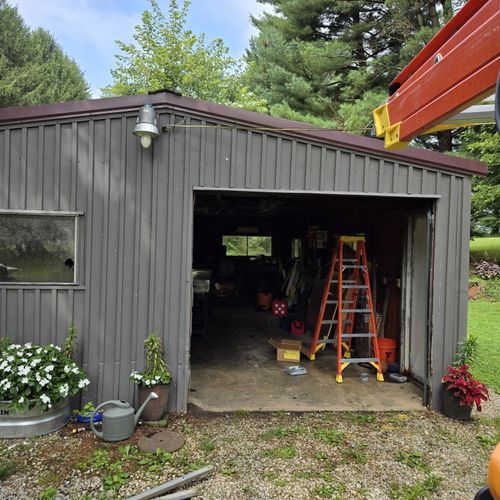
{"left": 0, "top": 92, "right": 487, "bottom": 177}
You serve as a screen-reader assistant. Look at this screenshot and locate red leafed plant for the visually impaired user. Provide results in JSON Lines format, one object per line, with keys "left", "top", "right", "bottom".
{"left": 442, "top": 365, "right": 489, "bottom": 412}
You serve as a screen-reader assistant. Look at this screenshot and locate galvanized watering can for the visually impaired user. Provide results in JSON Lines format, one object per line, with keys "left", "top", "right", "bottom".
{"left": 90, "top": 392, "right": 158, "bottom": 442}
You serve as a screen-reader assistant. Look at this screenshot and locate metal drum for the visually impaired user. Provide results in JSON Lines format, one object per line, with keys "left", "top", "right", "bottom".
{"left": 0, "top": 398, "right": 70, "bottom": 438}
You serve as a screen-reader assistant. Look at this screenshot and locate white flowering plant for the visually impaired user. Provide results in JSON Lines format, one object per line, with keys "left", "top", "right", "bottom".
{"left": 0, "top": 341, "right": 90, "bottom": 412}
{"left": 130, "top": 333, "right": 171, "bottom": 387}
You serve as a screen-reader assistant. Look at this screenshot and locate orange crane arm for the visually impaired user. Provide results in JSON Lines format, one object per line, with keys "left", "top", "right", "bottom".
{"left": 373, "top": 0, "right": 500, "bottom": 149}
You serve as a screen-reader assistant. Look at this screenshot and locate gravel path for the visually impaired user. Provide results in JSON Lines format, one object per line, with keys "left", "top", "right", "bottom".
{"left": 1, "top": 394, "right": 498, "bottom": 500}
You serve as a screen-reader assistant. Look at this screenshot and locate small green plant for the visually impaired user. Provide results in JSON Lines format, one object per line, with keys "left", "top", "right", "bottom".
{"left": 75, "top": 401, "right": 96, "bottom": 419}
{"left": 130, "top": 333, "right": 171, "bottom": 386}
{"left": 344, "top": 443, "right": 368, "bottom": 464}
{"left": 452, "top": 335, "right": 478, "bottom": 367}
{"left": 314, "top": 428, "right": 344, "bottom": 445}
{"left": 315, "top": 451, "right": 329, "bottom": 461}
{"left": 263, "top": 446, "right": 296, "bottom": 459}
{"left": 90, "top": 450, "right": 111, "bottom": 469}
{"left": 234, "top": 409, "right": 250, "bottom": 418}
{"left": 0, "top": 461, "right": 16, "bottom": 481}
{"left": 103, "top": 462, "right": 129, "bottom": 492}
{"left": 39, "top": 486, "right": 58, "bottom": 500}
{"left": 390, "top": 474, "right": 442, "bottom": 500}
{"left": 313, "top": 483, "right": 346, "bottom": 498}
{"left": 395, "top": 450, "right": 429, "bottom": 472}
{"left": 63, "top": 323, "right": 78, "bottom": 359}
{"left": 0, "top": 336, "right": 12, "bottom": 353}
{"left": 477, "top": 433, "right": 500, "bottom": 449}
{"left": 200, "top": 436, "right": 215, "bottom": 454}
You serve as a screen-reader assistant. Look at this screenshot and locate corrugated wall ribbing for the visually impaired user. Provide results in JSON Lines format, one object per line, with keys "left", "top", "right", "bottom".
{"left": 0, "top": 110, "right": 470, "bottom": 410}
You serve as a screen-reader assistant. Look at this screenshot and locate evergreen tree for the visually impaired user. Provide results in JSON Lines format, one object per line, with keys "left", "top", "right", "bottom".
{"left": 0, "top": 0, "right": 89, "bottom": 107}
{"left": 246, "top": 0, "right": 455, "bottom": 134}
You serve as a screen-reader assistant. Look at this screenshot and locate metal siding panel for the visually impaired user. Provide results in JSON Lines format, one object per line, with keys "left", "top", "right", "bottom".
{"left": 279, "top": 139, "right": 292, "bottom": 190}
{"left": 219, "top": 128, "right": 231, "bottom": 188}
{"left": 26, "top": 127, "right": 40, "bottom": 209}
{"left": 264, "top": 136, "right": 277, "bottom": 189}
{"left": 349, "top": 154, "right": 364, "bottom": 192}
{"left": 378, "top": 160, "right": 394, "bottom": 193}
{"left": 309, "top": 145, "right": 321, "bottom": 191}
{"left": 9, "top": 129, "right": 22, "bottom": 208}
{"left": 334, "top": 151, "right": 350, "bottom": 190}
{"left": 259, "top": 134, "right": 267, "bottom": 189}
{"left": 42, "top": 125, "right": 56, "bottom": 210}
{"left": 0, "top": 131, "right": 5, "bottom": 206}
{"left": 188, "top": 118, "right": 202, "bottom": 187}
{"left": 204, "top": 125, "right": 217, "bottom": 187}
{"left": 23, "top": 290, "right": 35, "bottom": 340}
{"left": 364, "top": 158, "right": 379, "bottom": 192}
{"left": 409, "top": 167, "right": 423, "bottom": 194}
{"left": 249, "top": 133, "right": 262, "bottom": 188}
{"left": 323, "top": 149, "right": 335, "bottom": 190}
{"left": 59, "top": 124, "right": 73, "bottom": 210}
{"left": 234, "top": 130, "right": 247, "bottom": 188}
{"left": 294, "top": 142, "right": 307, "bottom": 190}
{"left": 6, "top": 290, "right": 18, "bottom": 339}
{"left": 423, "top": 170, "right": 438, "bottom": 195}
{"left": 397, "top": 164, "right": 410, "bottom": 194}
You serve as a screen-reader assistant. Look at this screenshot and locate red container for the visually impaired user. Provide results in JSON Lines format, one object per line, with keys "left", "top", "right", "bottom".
{"left": 378, "top": 338, "right": 397, "bottom": 363}
{"left": 257, "top": 292, "right": 273, "bottom": 310}
{"left": 291, "top": 320, "right": 305, "bottom": 335}
{"left": 272, "top": 299, "right": 288, "bottom": 317}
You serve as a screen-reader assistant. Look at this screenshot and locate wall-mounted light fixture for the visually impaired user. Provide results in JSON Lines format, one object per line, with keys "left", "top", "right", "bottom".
{"left": 133, "top": 104, "right": 159, "bottom": 149}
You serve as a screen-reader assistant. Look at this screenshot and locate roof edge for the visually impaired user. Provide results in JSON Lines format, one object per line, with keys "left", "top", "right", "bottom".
{"left": 0, "top": 92, "right": 488, "bottom": 177}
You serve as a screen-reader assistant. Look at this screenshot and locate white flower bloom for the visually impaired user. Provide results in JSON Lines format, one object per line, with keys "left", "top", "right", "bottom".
{"left": 36, "top": 348, "right": 42, "bottom": 354}
{"left": 40, "top": 393, "right": 51, "bottom": 405}
{"left": 59, "top": 384, "right": 69, "bottom": 396}
{"left": 31, "top": 358, "right": 41, "bottom": 367}
{"left": 71, "top": 367, "right": 79, "bottom": 374}
{"left": 44, "top": 365, "right": 54, "bottom": 373}
{"left": 7, "top": 356, "right": 14, "bottom": 362}
{"left": 21, "top": 358, "right": 27, "bottom": 363}
{"left": 64, "top": 365, "right": 71, "bottom": 373}
{"left": 24, "top": 342, "right": 32, "bottom": 348}
{"left": 3, "top": 381, "right": 11, "bottom": 390}
{"left": 46, "top": 374, "right": 52, "bottom": 380}
{"left": 54, "top": 346, "right": 61, "bottom": 351}
{"left": 39, "top": 378, "right": 49, "bottom": 387}
{"left": 21, "top": 377, "right": 29, "bottom": 384}
{"left": 4, "top": 365, "right": 11, "bottom": 373}
{"left": 78, "top": 378, "right": 90, "bottom": 389}
{"left": 35, "top": 372, "right": 41, "bottom": 381}
{"left": 18, "top": 365, "right": 30, "bottom": 376}
{"left": 18, "top": 397, "right": 24, "bottom": 404}
{"left": 16, "top": 351, "right": 23, "bottom": 356}
{"left": 0, "top": 360, "right": 7, "bottom": 370}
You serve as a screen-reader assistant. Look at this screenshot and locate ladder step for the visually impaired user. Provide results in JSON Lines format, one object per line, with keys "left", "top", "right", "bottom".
{"left": 342, "top": 265, "right": 366, "bottom": 269}
{"left": 342, "top": 259, "right": 358, "bottom": 263}
{"left": 331, "top": 280, "right": 356, "bottom": 283}
{"left": 321, "top": 320, "right": 352, "bottom": 325}
{"left": 341, "top": 357, "right": 379, "bottom": 363}
{"left": 317, "top": 338, "right": 336, "bottom": 344}
{"left": 325, "top": 300, "right": 353, "bottom": 304}
{"left": 342, "top": 309, "right": 372, "bottom": 313}
{"left": 342, "top": 285, "right": 368, "bottom": 289}
{"left": 341, "top": 333, "right": 375, "bottom": 338}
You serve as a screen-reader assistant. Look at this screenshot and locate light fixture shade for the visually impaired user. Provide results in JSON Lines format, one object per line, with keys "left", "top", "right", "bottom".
{"left": 133, "top": 104, "right": 159, "bottom": 139}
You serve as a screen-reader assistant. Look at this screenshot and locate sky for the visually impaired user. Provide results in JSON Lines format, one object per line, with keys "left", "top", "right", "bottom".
{"left": 14, "top": 0, "right": 270, "bottom": 98}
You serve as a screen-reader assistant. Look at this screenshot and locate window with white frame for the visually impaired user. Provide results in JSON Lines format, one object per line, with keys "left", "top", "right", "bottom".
{"left": 0, "top": 212, "right": 78, "bottom": 284}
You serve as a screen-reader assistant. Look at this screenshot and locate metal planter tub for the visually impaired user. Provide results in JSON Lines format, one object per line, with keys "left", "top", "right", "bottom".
{"left": 0, "top": 398, "right": 70, "bottom": 438}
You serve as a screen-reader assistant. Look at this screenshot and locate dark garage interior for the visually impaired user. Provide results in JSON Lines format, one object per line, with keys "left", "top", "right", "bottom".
{"left": 189, "top": 190, "right": 432, "bottom": 412}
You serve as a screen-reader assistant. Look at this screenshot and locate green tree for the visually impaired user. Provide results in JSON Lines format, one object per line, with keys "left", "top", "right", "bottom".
{"left": 103, "top": 0, "right": 266, "bottom": 111}
{"left": 0, "top": 0, "right": 89, "bottom": 106}
{"left": 457, "top": 126, "right": 500, "bottom": 236}
{"left": 245, "top": 0, "right": 456, "bottom": 135}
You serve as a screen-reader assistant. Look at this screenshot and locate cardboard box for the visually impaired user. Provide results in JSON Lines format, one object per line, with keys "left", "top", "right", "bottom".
{"left": 268, "top": 338, "right": 302, "bottom": 362}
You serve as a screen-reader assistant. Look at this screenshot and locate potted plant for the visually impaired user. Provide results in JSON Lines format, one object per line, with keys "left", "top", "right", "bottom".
{"left": 441, "top": 364, "right": 489, "bottom": 420}
{"left": 130, "top": 333, "right": 171, "bottom": 421}
{"left": 0, "top": 335, "right": 90, "bottom": 438}
{"left": 74, "top": 401, "right": 103, "bottom": 424}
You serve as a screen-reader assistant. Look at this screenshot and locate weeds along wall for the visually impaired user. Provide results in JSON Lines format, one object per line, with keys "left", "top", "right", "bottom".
{"left": 0, "top": 98, "right": 473, "bottom": 411}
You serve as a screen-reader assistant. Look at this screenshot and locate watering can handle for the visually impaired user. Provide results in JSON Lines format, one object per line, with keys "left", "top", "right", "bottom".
{"left": 89, "top": 400, "right": 129, "bottom": 438}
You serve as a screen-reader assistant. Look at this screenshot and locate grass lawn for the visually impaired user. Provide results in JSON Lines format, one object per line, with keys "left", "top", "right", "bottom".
{"left": 468, "top": 299, "right": 500, "bottom": 393}
{"left": 470, "top": 236, "right": 500, "bottom": 263}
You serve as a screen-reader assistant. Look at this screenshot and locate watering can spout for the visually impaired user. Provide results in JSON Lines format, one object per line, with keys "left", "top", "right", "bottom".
{"left": 135, "top": 391, "right": 159, "bottom": 425}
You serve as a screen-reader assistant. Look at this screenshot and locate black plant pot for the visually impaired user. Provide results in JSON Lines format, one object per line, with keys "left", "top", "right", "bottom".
{"left": 442, "top": 386, "right": 473, "bottom": 421}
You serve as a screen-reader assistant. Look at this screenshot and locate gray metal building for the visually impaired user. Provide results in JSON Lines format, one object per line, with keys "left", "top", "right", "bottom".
{"left": 0, "top": 92, "right": 486, "bottom": 411}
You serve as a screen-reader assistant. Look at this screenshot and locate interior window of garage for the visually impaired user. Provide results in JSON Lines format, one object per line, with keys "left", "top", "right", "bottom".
{"left": 0, "top": 213, "right": 77, "bottom": 284}
{"left": 222, "top": 235, "right": 272, "bottom": 257}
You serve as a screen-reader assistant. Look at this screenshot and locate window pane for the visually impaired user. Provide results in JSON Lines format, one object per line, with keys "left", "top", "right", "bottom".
{"left": 222, "top": 235, "right": 247, "bottom": 256}
{"left": 248, "top": 236, "right": 272, "bottom": 256}
{"left": 0, "top": 215, "right": 76, "bottom": 283}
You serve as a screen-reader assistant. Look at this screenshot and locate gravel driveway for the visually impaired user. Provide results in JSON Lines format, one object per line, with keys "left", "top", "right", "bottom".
{"left": 1, "top": 394, "right": 498, "bottom": 500}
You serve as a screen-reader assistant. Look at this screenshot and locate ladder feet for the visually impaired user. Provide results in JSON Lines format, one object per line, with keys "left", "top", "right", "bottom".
{"left": 336, "top": 374, "right": 343, "bottom": 383}
{"left": 376, "top": 373, "right": 384, "bottom": 382}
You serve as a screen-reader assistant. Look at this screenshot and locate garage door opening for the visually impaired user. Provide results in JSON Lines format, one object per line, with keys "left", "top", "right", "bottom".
{"left": 189, "top": 190, "right": 433, "bottom": 412}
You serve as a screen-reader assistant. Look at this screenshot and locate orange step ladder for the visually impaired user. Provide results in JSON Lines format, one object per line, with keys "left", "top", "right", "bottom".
{"left": 306, "top": 236, "right": 384, "bottom": 383}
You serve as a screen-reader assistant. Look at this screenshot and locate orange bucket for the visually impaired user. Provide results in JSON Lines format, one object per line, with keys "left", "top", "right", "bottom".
{"left": 256, "top": 292, "right": 273, "bottom": 310}
{"left": 378, "top": 338, "right": 397, "bottom": 363}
